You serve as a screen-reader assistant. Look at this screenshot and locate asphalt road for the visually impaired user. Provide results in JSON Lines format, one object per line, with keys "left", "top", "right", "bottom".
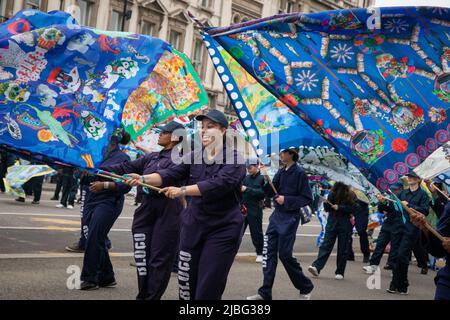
{"left": 0, "top": 185, "right": 437, "bottom": 300}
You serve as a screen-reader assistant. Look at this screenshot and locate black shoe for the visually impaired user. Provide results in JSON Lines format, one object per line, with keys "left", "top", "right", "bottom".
{"left": 99, "top": 280, "right": 117, "bottom": 288}
{"left": 50, "top": 197, "right": 59, "bottom": 201}
{"left": 31, "top": 200, "right": 40, "bottom": 204}
{"left": 383, "top": 264, "right": 393, "bottom": 270}
{"left": 80, "top": 281, "right": 99, "bottom": 291}
{"left": 386, "top": 284, "right": 399, "bottom": 294}
{"left": 65, "top": 242, "right": 84, "bottom": 253}
{"left": 421, "top": 267, "right": 428, "bottom": 275}
{"left": 363, "top": 256, "right": 370, "bottom": 263}
{"left": 15, "top": 197, "right": 25, "bottom": 202}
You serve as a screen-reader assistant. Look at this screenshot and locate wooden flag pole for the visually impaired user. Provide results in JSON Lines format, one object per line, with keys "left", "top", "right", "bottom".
{"left": 402, "top": 205, "right": 445, "bottom": 242}
{"left": 259, "top": 165, "right": 278, "bottom": 195}
{"left": 431, "top": 182, "right": 450, "bottom": 201}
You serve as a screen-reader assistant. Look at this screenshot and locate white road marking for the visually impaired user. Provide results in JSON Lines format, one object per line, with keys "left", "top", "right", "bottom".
{"left": 0, "top": 252, "right": 363, "bottom": 259}
{"left": 0, "top": 212, "right": 133, "bottom": 220}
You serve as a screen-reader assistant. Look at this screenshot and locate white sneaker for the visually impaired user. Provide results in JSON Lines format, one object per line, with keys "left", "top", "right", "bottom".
{"left": 300, "top": 293, "right": 311, "bottom": 300}
{"left": 56, "top": 204, "right": 65, "bottom": 208}
{"left": 67, "top": 205, "right": 74, "bottom": 209}
{"left": 255, "top": 255, "right": 263, "bottom": 263}
{"left": 335, "top": 274, "right": 344, "bottom": 280}
{"left": 308, "top": 265, "right": 319, "bottom": 277}
{"left": 363, "top": 265, "right": 377, "bottom": 274}
{"left": 246, "top": 294, "right": 264, "bottom": 300}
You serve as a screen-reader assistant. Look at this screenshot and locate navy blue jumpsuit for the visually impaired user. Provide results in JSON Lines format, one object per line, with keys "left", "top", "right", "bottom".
{"left": 102, "top": 148, "right": 183, "bottom": 300}
{"left": 424, "top": 202, "right": 450, "bottom": 300}
{"left": 80, "top": 147, "right": 131, "bottom": 285}
{"left": 369, "top": 200, "right": 403, "bottom": 267}
{"left": 390, "top": 187, "right": 429, "bottom": 292}
{"left": 158, "top": 147, "right": 246, "bottom": 300}
{"left": 258, "top": 164, "right": 314, "bottom": 300}
{"left": 311, "top": 191, "right": 355, "bottom": 276}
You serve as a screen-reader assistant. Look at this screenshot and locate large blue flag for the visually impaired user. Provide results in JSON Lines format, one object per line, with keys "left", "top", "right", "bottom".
{"left": 202, "top": 6, "right": 450, "bottom": 190}
{"left": 0, "top": 10, "right": 169, "bottom": 168}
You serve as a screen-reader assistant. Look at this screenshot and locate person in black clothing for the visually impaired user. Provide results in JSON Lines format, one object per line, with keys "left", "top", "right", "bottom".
{"left": 386, "top": 172, "right": 430, "bottom": 295}
{"left": 363, "top": 182, "right": 404, "bottom": 274}
{"left": 411, "top": 201, "right": 450, "bottom": 300}
{"left": 426, "top": 177, "right": 448, "bottom": 219}
{"left": 308, "top": 182, "right": 356, "bottom": 280}
{"left": 51, "top": 170, "right": 63, "bottom": 201}
{"left": 347, "top": 196, "right": 371, "bottom": 263}
{"left": 56, "top": 168, "right": 77, "bottom": 209}
{"left": 241, "top": 162, "right": 266, "bottom": 263}
{"left": 0, "top": 150, "right": 17, "bottom": 193}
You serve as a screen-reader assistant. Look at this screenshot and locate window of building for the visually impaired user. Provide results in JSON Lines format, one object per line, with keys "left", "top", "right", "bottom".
{"left": 109, "top": 10, "right": 123, "bottom": 31}
{"left": 1, "top": 0, "right": 7, "bottom": 21}
{"left": 141, "top": 20, "right": 154, "bottom": 36}
{"left": 78, "top": 0, "right": 92, "bottom": 26}
{"left": 169, "top": 30, "right": 182, "bottom": 50}
{"left": 192, "top": 38, "right": 205, "bottom": 77}
{"left": 25, "top": 0, "right": 40, "bottom": 10}
{"left": 199, "top": 0, "right": 211, "bottom": 9}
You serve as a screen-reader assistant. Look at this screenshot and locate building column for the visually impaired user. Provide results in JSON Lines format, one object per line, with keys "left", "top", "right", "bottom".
{"left": 63, "top": 0, "right": 79, "bottom": 22}
{"left": 219, "top": 0, "right": 232, "bottom": 27}
{"left": 127, "top": 0, "right": 139, "bottom": 33}
{"left": 158, "top": 13, "right": 169, "bottom": 41}
{"left": 96, "top": 0, "right": 110, "bottom": 30}
{"left": 46, "top": 0, "right": 62, "bottom": 11}
{"left": 13, "top": 0, "right": 24, "bottom": 14}
{"left": 183, "top": 22, "right": 194, "bottom": 58}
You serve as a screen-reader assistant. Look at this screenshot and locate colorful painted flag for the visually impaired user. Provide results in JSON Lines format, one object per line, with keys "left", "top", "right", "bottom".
{"left": 0, "top": 9, "right": 170, "bottom": 168}
{"left": 201, "top": 6, "right": 450, "bottom": 190}
{"left": 3, "top": 164, "right": 55, "bottom": 197}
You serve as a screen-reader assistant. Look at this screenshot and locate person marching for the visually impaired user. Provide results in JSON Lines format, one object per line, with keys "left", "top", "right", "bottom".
{"left": 242, "top": 161, "right": 266, "bottom": 263}
{"left": 247, "top": 148, "right": 315, "bottom": 300}
{"left": 410, "top": 197, "right": 450, "bottom": 300}
{"left": 307, "top": 182, "right": 357, "bottom": 280}
{"left": 347, "top": 190, "right": 371, "bottom": 263}
{"left": 385, "top": 172, "right": 430, "bottom": 295}
{"left": 80, "top": 130, "right": 131, "bottom": 290}
{"left": 363, "top": 182, "right": 404, "bottom": 274}
{"left": 125, "top": 110, "right": 246, "bottom": 300}
{"left": 101, "top": 121, "right": 185, "bottom": 300}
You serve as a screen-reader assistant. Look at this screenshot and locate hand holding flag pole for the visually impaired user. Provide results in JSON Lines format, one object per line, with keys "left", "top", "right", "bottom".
{"left": 96, "top": 170, "right": 162, "bottom": 192}
{"left": 259, "top": 164, "right": 278, "bottom": 196}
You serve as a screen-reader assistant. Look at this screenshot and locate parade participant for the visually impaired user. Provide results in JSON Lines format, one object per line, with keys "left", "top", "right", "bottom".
{"left": 242, "top": 161, "right": 266, "bottom": 263}
{"left": 386, "top": 172, "right": 430, "bottom": 295}
{"left": 247, "top": 148, "right": 314, "bottom": 300}
{"left": 347, "top": 191, "right": 371, "bottom": 263}
{"left": 0, "top": 150, "right": 17, "bottom": 193}
{"left": 363, "top": 182, "right": 404, "bottom": 274}
{"left": 56, "top": 167, "right": 77, "bottom": 209}
{"left": 308, "top": 182, "right": 356, "bottom": 280}
{"left": 427, "top": 177, "right": 448, "bottom": 219}
{"left": 101, "top": 121, "right": 185, "bottom": 300}
{"left": 125, "top": 110, "right": 246, "bottom": 300}
{"left": 50, "top": 170, "right": 63, "bottom": 201}
{"left": 410, "top": 201, "right": 450, "bottom": 300}
{"left": 79, "top": 131, "right": 131, "bottom": 290}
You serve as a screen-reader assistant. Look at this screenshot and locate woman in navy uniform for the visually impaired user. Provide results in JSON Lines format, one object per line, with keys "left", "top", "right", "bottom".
{"left": 308, "top": 182, "right": 357, "bottom": 280}
{"left": 247, "top": 148, "right": 314, "bottom": 300}
{"left": 101, "top": 121, "right": 185, "bottom": 300}
{"left": 80, "top": 131, "right": 131, "bottom": 290}
{"left": 411, "top": 200, "right": 450, "bottom": 300}
{"left": 125, "top": 110, "right": 246, "bottom": 300}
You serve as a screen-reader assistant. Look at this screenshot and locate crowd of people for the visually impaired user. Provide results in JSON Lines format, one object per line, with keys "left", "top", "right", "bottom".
{"left": 1, "top": 109, "right": 449, "bottom": 300}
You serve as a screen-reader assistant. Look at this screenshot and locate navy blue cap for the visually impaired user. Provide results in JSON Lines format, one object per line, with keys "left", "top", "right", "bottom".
{"left": 390, "top": 182, "right": 404, "bottom": 190}
{"left": 156, "top": 121, "right": 185, "bottom": 133}
{"left": 195, "top": 109, "right": 229, "bottom": 128}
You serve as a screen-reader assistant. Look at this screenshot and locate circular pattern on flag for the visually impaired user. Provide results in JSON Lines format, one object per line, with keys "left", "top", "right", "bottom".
{"left": 226, "top": 83, "right": 234, "bottom": 91}
{"left": 394, "top": 162, "right": 408, "bottom": 175}
{"left": 383, "top": 169, "right": 399, "bottom": 183}
{"left": 212, "top": 57, "right": 220, "bottom": 65}
{"left": 235, "top": 101, "right": 243, "bottom": 109}
{"left": 243, "top": 120, "right": 251, "bottom": 128}
{"left": 217, "top": 66, "right": 224, "bottom": 74}
{"left": 376, "top": 177, "right": 389, "bottom": 192}
{"left": 435, "top": 129, "right": 449, "bottom": 144}
{"left": 252, "top": 139, "right": 260, "bottom": 147}
{"left": 405, "top": 153, "right": 420, "bottom": 168}
{"left": 240, "top": 111, "right": 247, "bottom": 118}
{"left": 247, "top": 129, "right": 256, "bottom": 137}
{"left": 221, "top": 75, "right": 229, "bottom": 82}
{"left": 416, "top": 145, "right": 428, "bottom": 160}
{"left": 208, "top": 48, "right": 216, "bottom": 55}
{"left": 230, "top": 92, "right": 238, "bottom": 100}
{"left": 425, "top": 138, "right": 437, "bottom": 152}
